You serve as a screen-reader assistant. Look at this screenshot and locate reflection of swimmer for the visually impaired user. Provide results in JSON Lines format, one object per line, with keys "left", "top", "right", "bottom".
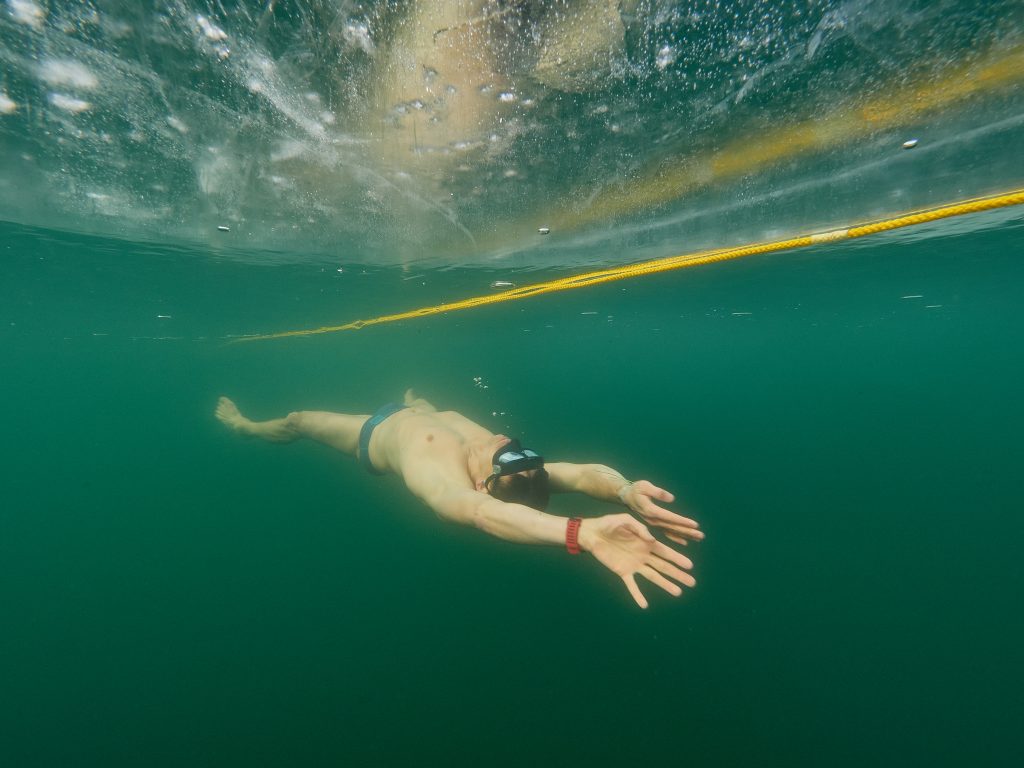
{"left": 216, "top": 388, "right": 702, "bottom": 609}
{"left": 368, "top": 0, "right": 507, "bottom": 168}
{"left": 365, "top": 0, "right": 634, "bottom": 170}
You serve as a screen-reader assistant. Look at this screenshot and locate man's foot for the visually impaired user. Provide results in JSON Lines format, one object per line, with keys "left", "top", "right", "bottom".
{"left": 215, "top": 397, "right": 302, "bottom": 442}
{"left": 215, "top": 396, "right": 251, "bottom": 434}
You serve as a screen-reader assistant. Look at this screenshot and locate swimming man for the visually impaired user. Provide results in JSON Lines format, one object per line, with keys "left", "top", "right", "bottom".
{"left": 215, "top": 390, "right": 703, "bottom": 608}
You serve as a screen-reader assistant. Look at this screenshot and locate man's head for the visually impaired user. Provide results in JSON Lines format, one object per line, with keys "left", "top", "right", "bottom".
{"left": 480, "top": 437, "right": 550, "bottom": 511}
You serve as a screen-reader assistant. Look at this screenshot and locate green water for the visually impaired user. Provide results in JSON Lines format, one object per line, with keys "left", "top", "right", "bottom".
{"left": 2, "top": 215, "right": 1023, "bottom": 766}
{"left": 3, "top": 0, "right": 1023, "bottom": 763}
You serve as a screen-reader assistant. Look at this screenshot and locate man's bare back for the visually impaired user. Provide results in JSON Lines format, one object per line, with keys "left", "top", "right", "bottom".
{"left": 216, "top": 389, "right": 704, "bottom": 609}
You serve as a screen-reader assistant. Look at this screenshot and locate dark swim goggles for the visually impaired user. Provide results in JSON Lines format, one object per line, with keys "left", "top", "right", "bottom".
{"left": 484, "top": 439, "right": 545, "bottom": 491}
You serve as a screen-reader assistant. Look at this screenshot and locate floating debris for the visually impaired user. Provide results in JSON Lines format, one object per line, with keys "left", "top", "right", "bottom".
{"left": 901, "top": 294, "right": 922, "bottom": 299}
{"left": 156, "top": 314, "right": 172, "bottom": 319}
{"left": 217, "top": 225, "right": 230, "bottom": 232}
{"left": 491, "top": 280, "right": 515, "bottom": 289}
{"left": 538, "top": 226, "right": 550, "bottom": 235}
{"left": 902, "top": 138, "right": 919, "bottom": 149}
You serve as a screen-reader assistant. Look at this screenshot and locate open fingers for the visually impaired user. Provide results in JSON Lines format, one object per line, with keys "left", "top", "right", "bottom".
{"left": 622, "top": 574, "right": 649, "bottom": 609}
{"left": 652, "top": 541, "right": 694, "bottom": 570}
{"left": 635, "top": 481, "right": 675, "bottom": 503}
{"left": 640, "top": 504, "right": 701, "bottom": 530}
{"left": 665, "top": 531, "right": 695, "bottom": 546}
{"left": 639, "top": 566, "right": 684, "bottom": 597}
{"left": 646, "top": 556, "right": 697, "bottom": 589}
{"left": 662, "top": 525, "right": 704, "bottom": 543}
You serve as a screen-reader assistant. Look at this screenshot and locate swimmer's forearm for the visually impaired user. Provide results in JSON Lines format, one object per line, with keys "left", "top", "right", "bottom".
{"left": 470, "top": 497, "right": 582, "bottom": 548}
{"left": 424, "top": 487, "right": 587, "bottom": 549}
{"left": 558, "top": 464, "right": 633, "bottom": 505}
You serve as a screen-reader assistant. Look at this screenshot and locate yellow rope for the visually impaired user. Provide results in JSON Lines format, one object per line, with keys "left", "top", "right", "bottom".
{"left": 235, "top": 188, "right": 1024, "bottom": 342}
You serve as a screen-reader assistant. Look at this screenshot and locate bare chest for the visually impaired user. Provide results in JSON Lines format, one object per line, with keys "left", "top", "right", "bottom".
{"left": 383, "top": 410, "right": 491, "bottom": 469}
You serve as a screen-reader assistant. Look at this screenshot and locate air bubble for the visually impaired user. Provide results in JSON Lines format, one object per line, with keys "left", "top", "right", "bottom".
{"left": 195, "top": 14, "right": 228, "bottom": 41}
{"left": 8, "top": 0, "right": 44, "bottom": 29}
{"left": 39, "top": 59, "right": 98, "bottom": 90}
{"left": 48, "top": 93, "right": 91, "bottom": 113}
{"left": 195, "top": 14, "right": 227, "bottom": 42}
{"left": 342, "top": 23, "right": 374, "bottom": 54}
{"left": 656, "top": 45, "right": 677, "bottom": 70}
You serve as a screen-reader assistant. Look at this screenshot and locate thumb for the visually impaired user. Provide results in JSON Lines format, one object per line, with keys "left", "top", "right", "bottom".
{"left": 637, "top": 480, "right": 674, "bottom": 503}
{"left": 624, "top": 516, "right": 656, "bottom": 542}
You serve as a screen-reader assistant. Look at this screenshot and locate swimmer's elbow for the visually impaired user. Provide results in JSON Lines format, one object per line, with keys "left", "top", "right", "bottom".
{"left": 427, "top": 489, "right": 484, "bottom": 528}
{"left": 433, "top": 505, "right": 481, "bottom": 530}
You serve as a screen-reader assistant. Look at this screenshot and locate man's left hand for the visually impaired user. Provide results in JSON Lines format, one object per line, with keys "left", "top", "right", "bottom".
{"left": 620, "top": 480, "right": 704, "bottom": 545}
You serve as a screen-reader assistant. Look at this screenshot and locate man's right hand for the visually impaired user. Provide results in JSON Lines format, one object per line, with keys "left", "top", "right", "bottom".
{"left": 619, "top": 480, "right": 704, "bottom": 546}
{"left": 578, "top": 514, "right": 696, "bottom": 609}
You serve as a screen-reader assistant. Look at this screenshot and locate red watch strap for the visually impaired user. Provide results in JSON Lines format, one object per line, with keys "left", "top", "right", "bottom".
{"left": 566, "top": 517, "right": 582, "bottom": 555}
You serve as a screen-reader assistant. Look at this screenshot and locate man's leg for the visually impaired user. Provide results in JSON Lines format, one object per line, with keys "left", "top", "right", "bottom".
{"left": 215, "top": 397, "right": 367, "bottom": 455}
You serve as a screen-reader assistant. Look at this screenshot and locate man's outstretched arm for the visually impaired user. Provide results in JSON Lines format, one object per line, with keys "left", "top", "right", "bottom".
{"left": 423, "top": 482, "right": 695, "bottom": 608}
{"left": 546, "top": 462, "right": 704, "bottom": 545}
{"left": 403, "top": 466, "right": 695, "bottom": 608}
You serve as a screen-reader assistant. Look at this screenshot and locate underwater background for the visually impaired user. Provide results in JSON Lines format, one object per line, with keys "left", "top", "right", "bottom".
{"left": 3, "top": 1, "right": 1024, "bottom": 766}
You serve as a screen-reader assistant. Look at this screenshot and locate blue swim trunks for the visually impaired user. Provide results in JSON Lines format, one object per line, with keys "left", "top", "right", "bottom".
{"left": 358, "top": 403, "right": 407, "bottom": 475}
